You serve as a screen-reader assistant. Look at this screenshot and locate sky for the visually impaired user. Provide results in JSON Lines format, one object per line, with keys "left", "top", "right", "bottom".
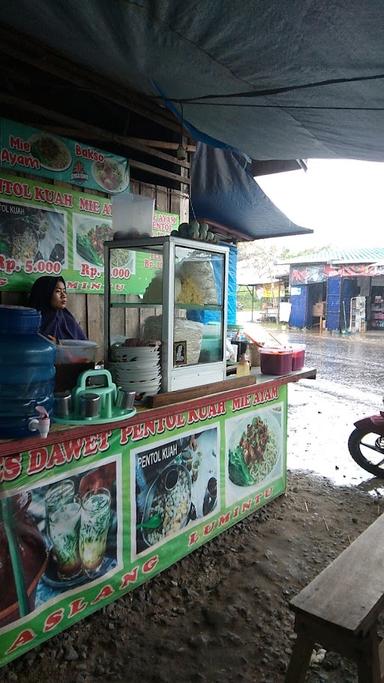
{"left": 256, "top": 159, "right": 384, "bottom": 253}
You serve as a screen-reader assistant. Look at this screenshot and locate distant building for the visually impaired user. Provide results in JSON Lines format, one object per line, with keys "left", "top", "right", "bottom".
{"left": 283, "top": 247, "right": 384, "bottom": 331}
{"left": 237, "top": 263, "right": 289, "bottom": 322}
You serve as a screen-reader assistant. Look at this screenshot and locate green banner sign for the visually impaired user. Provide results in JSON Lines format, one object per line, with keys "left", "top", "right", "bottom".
{"left": 0, "top": 174, "right": 178, "bottom": 294}
{"left": 0, "top": 383, "right": 286, "bottom": 665}
{"left": 0, "top": 118, "right": 129, "bottom": 194}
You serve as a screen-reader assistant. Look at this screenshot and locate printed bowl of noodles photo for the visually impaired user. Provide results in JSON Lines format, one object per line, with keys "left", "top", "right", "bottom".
{"left": 74, "top": 216, "right": 135, "bottom": 272}
{"left": 29, "top": 133, "right": 72, "bottom": 172}
{"left": 92, "top": 158, "right": 129, "bottom": 193}
{"left": 227, "top": 410, "right": 282, "bottom": 487}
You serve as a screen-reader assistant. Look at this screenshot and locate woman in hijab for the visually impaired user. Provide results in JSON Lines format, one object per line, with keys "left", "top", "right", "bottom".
{"left": 28, "top": 276, "right": 87, "bottom": 341}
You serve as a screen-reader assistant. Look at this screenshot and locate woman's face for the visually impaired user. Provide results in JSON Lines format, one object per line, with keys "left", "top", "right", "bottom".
{"left": 50, "top": 280, "right": 67, "bottom": 310}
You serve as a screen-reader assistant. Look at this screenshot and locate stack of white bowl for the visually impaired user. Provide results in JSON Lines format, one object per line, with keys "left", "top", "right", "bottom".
{"left": 108, "top": 343, "right": 161, "bottom": 398}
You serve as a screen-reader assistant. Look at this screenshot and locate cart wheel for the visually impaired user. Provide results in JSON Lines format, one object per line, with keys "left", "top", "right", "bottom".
{"left": 348, "top": 428, "right": 384, "bottom": 477}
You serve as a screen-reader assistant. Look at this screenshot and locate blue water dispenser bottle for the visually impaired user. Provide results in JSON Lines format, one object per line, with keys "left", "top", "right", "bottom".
{"left": 0, "top": 306, "right": 56, "bottom": 438}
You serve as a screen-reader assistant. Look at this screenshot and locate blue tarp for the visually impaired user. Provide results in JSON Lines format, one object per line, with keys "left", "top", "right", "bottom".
{"left": 3, "top": 1, "right": 384, "bottom": 162}
{"left": 191, "top": 143, "right": 311, "bottom": 240}
{"left": 227, "top": 245, "right": 237, "bottom": 326}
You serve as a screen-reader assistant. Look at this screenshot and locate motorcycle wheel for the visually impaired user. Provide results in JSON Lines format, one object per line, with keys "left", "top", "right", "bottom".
{"left": 348, "top": 428, "right": 384, "bottom": 477}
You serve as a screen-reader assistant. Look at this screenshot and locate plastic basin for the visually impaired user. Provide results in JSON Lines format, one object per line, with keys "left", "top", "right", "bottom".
{"left": 260, "top": 348, "right": 293, "bottom": 375}
{"left": 289, "top": 343, "right": 306, "bottom": 371}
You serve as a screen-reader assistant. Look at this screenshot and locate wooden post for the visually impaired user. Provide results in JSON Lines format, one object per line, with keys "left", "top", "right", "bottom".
{"left": 285, "top": 632, "right": 315, "bottom": 683}
{"left": 251, "top": 286, "right": 255, "bottom": 322}
{"left": 356, "top": 628, "right": 382, "bottom": 683}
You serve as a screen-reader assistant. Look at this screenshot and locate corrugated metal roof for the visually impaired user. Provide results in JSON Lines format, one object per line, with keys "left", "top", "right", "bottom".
{"left": 283, "top": 247, "right": 384, "bottom": 265}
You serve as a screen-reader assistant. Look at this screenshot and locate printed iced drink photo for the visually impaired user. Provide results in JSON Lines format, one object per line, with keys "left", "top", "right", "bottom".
{"left": 48, "top": 500, "right": 81, "bottom": 578}
{"left": 79, "top": 488, "right": 111, "bottom": 575}
{"left": 45, "top": 480, "right": 82, "bottom": 578}
{"left": 45, "top": 480, "right": 75, "bottom": 514}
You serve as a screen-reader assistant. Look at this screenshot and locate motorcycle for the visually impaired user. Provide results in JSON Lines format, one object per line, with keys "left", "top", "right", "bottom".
{"left": 348, "top": 405, "right": 384, "bottom": 477}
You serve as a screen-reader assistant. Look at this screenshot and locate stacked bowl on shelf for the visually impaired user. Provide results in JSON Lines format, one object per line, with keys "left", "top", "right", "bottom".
{"left": 108, "top": 341, "right": 161, "bottom": 399}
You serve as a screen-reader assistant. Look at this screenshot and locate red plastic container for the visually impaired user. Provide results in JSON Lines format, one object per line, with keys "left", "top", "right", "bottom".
{"left": 260, "top": 348, "right": 293, "bottom": 375}
{"left": 290, "top": 343, "right": 306, "bottom": 371}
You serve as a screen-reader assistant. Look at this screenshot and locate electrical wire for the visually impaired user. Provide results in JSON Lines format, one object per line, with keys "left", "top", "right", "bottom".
{"left": 154, "top": 71, "right": 384, "bottom": 103}
{"left": 169, "top": 103, "right": 384, "bottom": 110}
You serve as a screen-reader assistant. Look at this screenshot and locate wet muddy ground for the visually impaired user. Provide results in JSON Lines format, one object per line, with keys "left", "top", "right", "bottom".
{"left": 3, "top": 327, "right": 384, "bottom": 682}
{"left": 242, "top": 320, "right": 384, "bottom": 486}
{"left": 3, "top": 471, "right": 380, "bottom": 683}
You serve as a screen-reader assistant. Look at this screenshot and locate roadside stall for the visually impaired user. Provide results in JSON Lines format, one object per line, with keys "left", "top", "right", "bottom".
{"left": 0, "top": 37, "right": 314, "bottom": 669}
{"left": 4, "top": 0, "right": 384, "bottom": 678}
{"left": 0, "top": 351, "right": 314, "bottom": 665}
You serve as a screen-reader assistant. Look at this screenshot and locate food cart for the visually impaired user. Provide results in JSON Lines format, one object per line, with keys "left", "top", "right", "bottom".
{"left": 0, "top": 66, "right": 315, "bottom": 670}
{"left": 0, "top": 363, "right": 314, "bottom": 665}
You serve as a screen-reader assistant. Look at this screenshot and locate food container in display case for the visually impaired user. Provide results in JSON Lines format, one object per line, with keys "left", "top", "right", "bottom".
{"left": 260, "top": 347, "right": 293, "bottom": 375}
{"left": 104, "top": 236, "right": 229, "bottom": 392}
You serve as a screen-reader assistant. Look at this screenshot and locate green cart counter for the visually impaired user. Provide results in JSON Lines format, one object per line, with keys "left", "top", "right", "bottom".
{"left": 0, "top": 368, "right": 315, "bottom": 665}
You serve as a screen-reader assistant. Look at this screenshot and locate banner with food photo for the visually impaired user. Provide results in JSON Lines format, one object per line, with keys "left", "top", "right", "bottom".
{"left": 0, "top": 174, "right": 178, "bottom": 294}
{"left": 73, "top": 213, "right": 136, "bottom": 283}
{"left": 0, "top": 117, "right": 129, "bottom": 194}
{"left": 0, "top": 199, "right": 66, "bottom": 276}
{"left": 225, "top": 402, "right": 285, "bottom": 506}
{"left": 0, "top": 458, "right": 120, "bottom": 631}
{"left": 133, "top": 427, "right": 219, "bottom": 556}
{"left": 0, "top": 384, "right": 286, "bottom": 666}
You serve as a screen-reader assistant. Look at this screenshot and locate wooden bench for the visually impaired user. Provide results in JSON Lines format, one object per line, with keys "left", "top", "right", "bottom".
{"left": 285, "top": 514, "right": 384, "bottom": 682}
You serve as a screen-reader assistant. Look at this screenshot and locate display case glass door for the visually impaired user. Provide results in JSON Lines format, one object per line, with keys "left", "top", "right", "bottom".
{"left": 105, "top": 242, "right": 164, "bottom": 353}
{"left": 104, "top": 236, "right": 229, "bottom": 394}
{"left": 172, "top": 245, "right": 225, "bottom": 368}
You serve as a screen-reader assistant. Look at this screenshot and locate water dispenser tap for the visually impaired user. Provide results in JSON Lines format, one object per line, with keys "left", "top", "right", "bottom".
{"left": 28, "top": 406, "right": 50, "bottom": 438}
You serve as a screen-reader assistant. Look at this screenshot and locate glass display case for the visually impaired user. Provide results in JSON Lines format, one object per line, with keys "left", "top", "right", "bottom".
{"left": 104, "top": 236, "right": 229, "bottom": 392}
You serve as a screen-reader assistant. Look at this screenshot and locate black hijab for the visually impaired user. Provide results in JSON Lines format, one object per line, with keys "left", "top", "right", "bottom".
{"left": 28, "top": 276, "right": 87, "bottom": 340}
